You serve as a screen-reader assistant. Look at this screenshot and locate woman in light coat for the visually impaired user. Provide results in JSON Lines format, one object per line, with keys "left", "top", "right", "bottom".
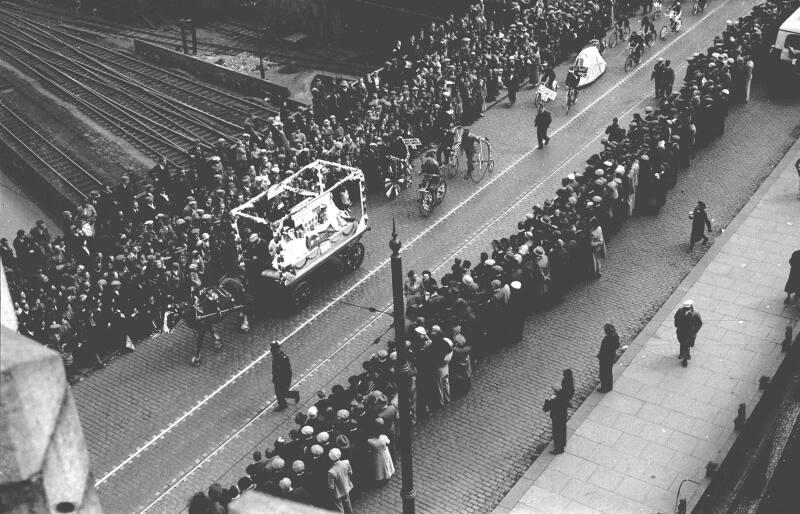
{"left": 367, "top": 432, "right": 395, "bottom": 485}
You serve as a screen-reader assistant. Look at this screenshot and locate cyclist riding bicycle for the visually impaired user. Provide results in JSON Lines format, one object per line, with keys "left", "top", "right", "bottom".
{"left": 437, "top": 124, "right": 457, "bottom": 166}
{"left": 461, "top": 128, "right": 479, "bottom": 179}
{"left": 420, "top": 151, "right": 443, "bottom": 192}
{"left": 565, "top": 67, "right": 581, "bottom": 95}
{"left": 641, "top": 14, "right": 656, "bottom": 39}
{"left": 669, "top": 0, "right": 682, "bottom": 29}
{"left": 615, "top": 14, "right": 630, "bottom": 37}
{"left": 628, "top": 30, "right": 646, "bottom": 62}
{"left": 540, "top": 62, "right": 557, "bottom": 90}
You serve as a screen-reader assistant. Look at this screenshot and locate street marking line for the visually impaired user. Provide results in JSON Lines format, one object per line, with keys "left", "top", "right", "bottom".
{"left": 137, "top": 48, "right": 702, "bottom": 513}
{"left": 97, "top": 1, "right": 727, "bottom": 489}
{"left": 139, "top": 311, "right": 386, "bottom": 512}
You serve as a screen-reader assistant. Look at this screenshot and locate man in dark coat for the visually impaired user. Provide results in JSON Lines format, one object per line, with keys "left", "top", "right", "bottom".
{"left": 272, "top": 341, "right": 300, "bottom": 410}
{"left": 543, "top": 383, "right": 569, "bottom": 454}
{"left": 674, "top": 300, "right": 703, "bottom": 367}
{"left": 688, "top": 200, "right": 712, "bottom": 251}
{"left": 651, "top": 58, "right": 665, "bottom": 98}
{"left": 662, "top": 60, "right": 676, "bottom": 96}
{"left": 597, "top": 323, "right": 620, "bottom": 392}
{"left": 534, "top": 105, "right": 552, "bottom": 149}
{"left": 785, "top": 249, "right": 800, "bottom": 303}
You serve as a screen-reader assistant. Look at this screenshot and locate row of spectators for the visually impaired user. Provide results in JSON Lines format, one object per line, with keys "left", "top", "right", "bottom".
{"left": 186, "top": 0, "right": 800, "bottom": 512}
{"left": 0, "top": 0, "right": 620, "bottom": 371}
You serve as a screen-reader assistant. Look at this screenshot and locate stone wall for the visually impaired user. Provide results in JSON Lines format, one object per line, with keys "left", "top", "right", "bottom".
{"left": 0, "top": 286, "right": 101, "bottom": 514}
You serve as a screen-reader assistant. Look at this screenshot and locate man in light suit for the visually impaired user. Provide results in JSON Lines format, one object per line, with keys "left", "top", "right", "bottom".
{"left": 327, "top": 448, "right": 354, "bottom": 513}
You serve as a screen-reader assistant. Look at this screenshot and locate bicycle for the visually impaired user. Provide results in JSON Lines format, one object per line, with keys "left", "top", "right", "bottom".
{"left": 692, "top": 0, "right": 709, "bottom": 15}
{"left": 607, "top": 22, "right": 632, "bottom": 48}
{"left": 624, "top": 45, "right": 643, "bottom": 72}
{"left": 659, "top": 11, "right": 682, "bottom": 39}
{"left": 565, "top": 85, "right": 579, "bottom": 113}
{"left": 644, "top": 28, "right": 657, "bottom": 47}
{"left": 440, "top": 126, "right": 464, "bottom": 179}
{"left": 418, "top": 175, "right": 447, "bottom": 217}
{"left": 467, "top": 136, "right": 494, "bottom": 184}
{"left": 651, "top": 0, "right": 663, "bottom": 19}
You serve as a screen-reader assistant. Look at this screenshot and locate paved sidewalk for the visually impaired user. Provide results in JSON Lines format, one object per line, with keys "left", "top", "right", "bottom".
{"left": 496, "top": 139, "right": 800, "bottom": 514}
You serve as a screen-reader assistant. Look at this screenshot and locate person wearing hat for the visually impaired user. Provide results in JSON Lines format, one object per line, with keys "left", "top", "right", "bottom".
{"left": 278, "top": 476, "right": 315, "bottom": 505}
{"left": 326, "top": 447, "right": 354, "bottom": 513}
{"left": 534, "top": 103, "right": 552, "bottom": 149}
{"left": 674, "top": 299, "right": 703, "bottom": 367}
{"left": 271, "top": 341, "right": 300, "bottom": 411}
{"left": 688, "top": 200, "right": 712, "bottom": 251}
{"left": 663, "top": 59, "right": 675, "bottom": 96}
{"left": 651, "top": 57, "right": 665, "bottom": 98}
{"left": 543, "top": 382, "right": 570, "bottom": 454}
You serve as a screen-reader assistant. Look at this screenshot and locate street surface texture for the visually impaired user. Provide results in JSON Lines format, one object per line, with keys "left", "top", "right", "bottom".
{"left": 66, "top": 0, "right": 800, "bottom": 511}
{"left": 496, "top": 135, "right": 800, "bottom": 514}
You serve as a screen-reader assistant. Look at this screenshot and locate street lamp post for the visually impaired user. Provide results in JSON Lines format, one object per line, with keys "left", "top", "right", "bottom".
{"left": 389, "top": 220, "right": 416, "bottom": 514}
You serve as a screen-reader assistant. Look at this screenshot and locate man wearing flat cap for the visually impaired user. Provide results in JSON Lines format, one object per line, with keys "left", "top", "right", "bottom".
{"left": 674, "top": 300, "right": 703, "bottom": 367}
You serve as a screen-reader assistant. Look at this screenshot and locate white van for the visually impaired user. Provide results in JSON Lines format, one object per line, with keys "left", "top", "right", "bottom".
{"left": 772, "top": 5, "right": 800, "bottom": 76}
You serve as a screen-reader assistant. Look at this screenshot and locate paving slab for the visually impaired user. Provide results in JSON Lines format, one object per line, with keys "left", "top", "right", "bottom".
{"left": 498, "top": 134, "right": 800, "bottom": 514}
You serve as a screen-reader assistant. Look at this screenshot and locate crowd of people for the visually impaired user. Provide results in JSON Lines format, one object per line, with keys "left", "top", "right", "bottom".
{"left": 184, "top": 1, "right": 799, "bottom": 512}
{"left": 0, "top": 0, "right": 632, "bottom": 372}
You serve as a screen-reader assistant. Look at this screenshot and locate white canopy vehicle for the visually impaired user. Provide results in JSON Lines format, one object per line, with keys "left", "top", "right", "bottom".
{"left": 231, "top": 160, "right": 368, "bottom": 311}
{"left": 772, "top": 5, "right": 800, "bottom": 78}
{"left": 575, "top": 43, "right": 607, "bottom": 87}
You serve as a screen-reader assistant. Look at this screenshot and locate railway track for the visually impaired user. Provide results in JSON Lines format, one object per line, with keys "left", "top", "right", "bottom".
{"left": 0, "top": 100, "right": 103, "bottom": 206}
{"left": 0, "top": 8, "right": 285, "bottom": 167}
{"left": 2, "top": 1, "right": 373, "bottom": 76}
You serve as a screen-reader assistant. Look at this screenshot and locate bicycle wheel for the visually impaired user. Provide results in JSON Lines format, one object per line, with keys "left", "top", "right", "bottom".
{"left": 624, "top": 52, "right": 634, "bottom": 72}
{"left": 692, "top": 0, "right": 699, "bottom": 15}
{"left": 622, "top": 25, "right": 631, "bottom": 40}
{"left": 608, "top": 31, "right": 618, "bottom": 48}
{"left": 437, "top": 180, "right": 447, "bottom": 204}
{"left": 645, "top": 31, "right": 656, "bottom": 47}
{"left": 419, "top": 191, "right": 433, "bottom": 217}
{"left": 659, "top": 25, "right": 669, "bottom": 40}
{"left": 471, "top": 141, "right": 489, "bottom": 183}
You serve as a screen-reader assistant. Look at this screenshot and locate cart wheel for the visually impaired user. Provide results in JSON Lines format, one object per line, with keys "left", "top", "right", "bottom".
{"left": 290, "top": 281, "right": 312, "bottom": 311}
{"left": 346, "top": 242, "right": 365, "bottom": 271}
{"left": 646, "top": 32, "right": 655, "bottom": 47}
{"left": 659, "top": 25, "right": 669, "bottom": 40}
{"left": 419, "top": 191, "right": 433, "bottom": 217}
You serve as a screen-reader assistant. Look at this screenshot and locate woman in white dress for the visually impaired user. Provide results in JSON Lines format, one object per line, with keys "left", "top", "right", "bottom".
{"left": 367, "top": 432, "right": 395, "bottom": 485}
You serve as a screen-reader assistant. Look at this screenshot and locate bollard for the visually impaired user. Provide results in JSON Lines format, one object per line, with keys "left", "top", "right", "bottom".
{"left": 706, "top": 462, "right": 718, "bottom": 477}
{"left": 759, "top": 376, "right": 770, "bottom": 390}
{"left": 782, "top": 324, "right": 793, "bottom": 352}
{"left": 734, "top": 403, "right": 746, "bottom": 431}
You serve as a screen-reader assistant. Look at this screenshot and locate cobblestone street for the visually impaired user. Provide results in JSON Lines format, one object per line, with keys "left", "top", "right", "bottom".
{"left": 65, "top": 1, "right": 800, "bottom": 512}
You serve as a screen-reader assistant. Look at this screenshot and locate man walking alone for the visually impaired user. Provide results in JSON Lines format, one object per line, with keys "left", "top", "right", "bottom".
{"left": 271, "top": 341, "right": 300, "bottom": 411}
{"left": 535, "top": 104, "right": 552, "bottom": 149}
{"left": 674, "top": 300, "right": 703, "bottom": 367}
{"left": 688, "top": 201, "right": 712, "bottom": 251}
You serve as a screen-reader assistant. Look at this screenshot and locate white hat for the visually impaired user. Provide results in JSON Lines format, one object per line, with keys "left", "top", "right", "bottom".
{"left": 329, "top": 448, "right": 342, "bottom": 461}
{"left": 510, "top": 281, "right": 522, "bottom": 290}
{"left": 683, "top": 300, "right": 695, "bottom": 307}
